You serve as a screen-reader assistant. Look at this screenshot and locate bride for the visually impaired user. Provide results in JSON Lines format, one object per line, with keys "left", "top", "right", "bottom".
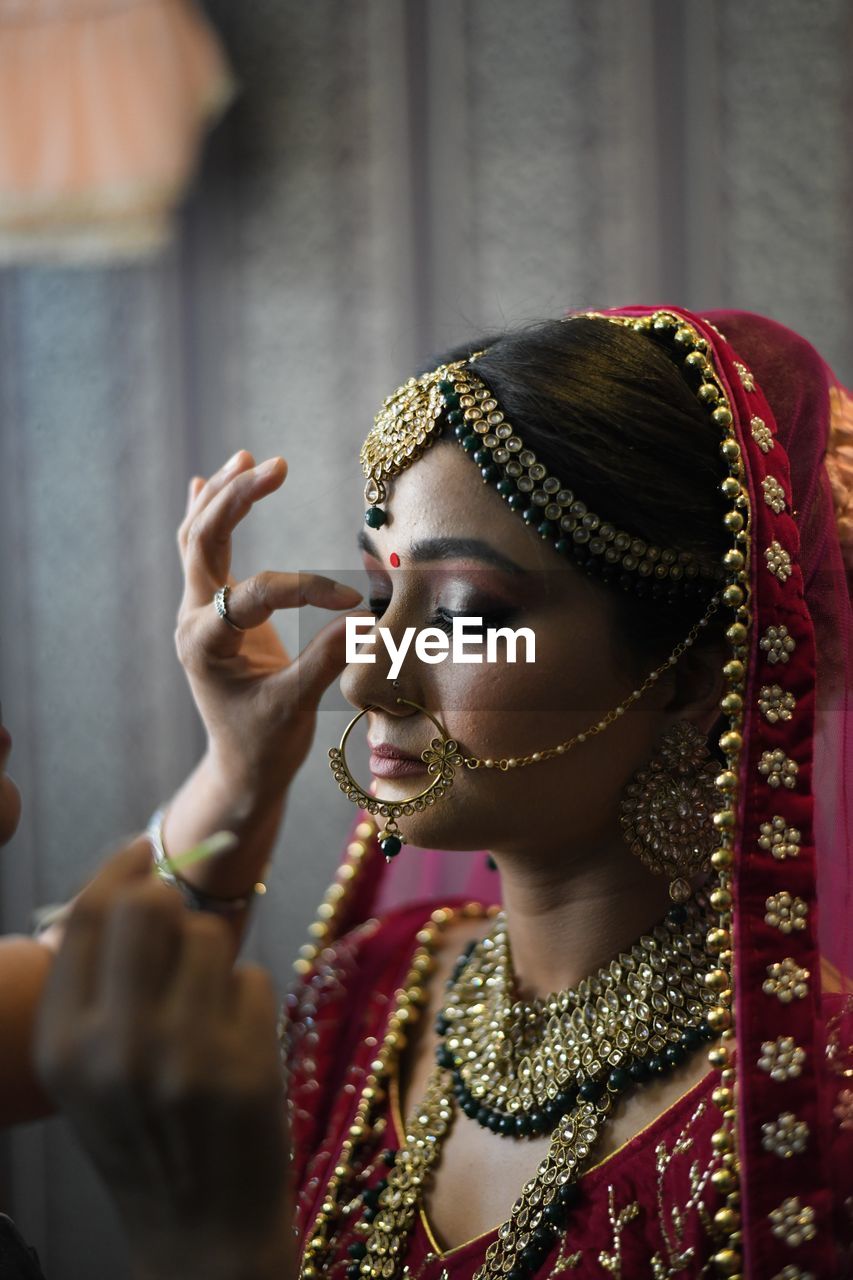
{"left": 159, "top": 306, "right": 852, "bottom": 1279}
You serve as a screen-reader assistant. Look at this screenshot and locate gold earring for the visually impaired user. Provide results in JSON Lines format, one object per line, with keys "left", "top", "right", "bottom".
{"left": 329, "top": 700, "right": 463, "bottom": 860}
{"left": 618, "top": 720, "right": 720, "bottom": 902}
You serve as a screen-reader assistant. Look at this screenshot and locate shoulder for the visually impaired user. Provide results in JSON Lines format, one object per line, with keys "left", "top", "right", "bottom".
{"left": 282, "top": 900, "right": 463, "bottom": 1039}
{"left": 281, "top": 901, "right": 467, "bottom": 1149}
{"left": 282, "top": 900, "right": 490, "bottom": 1062}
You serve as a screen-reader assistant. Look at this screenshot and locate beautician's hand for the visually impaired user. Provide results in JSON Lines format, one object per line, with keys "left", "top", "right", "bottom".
{"left": 35, "top": 841, "right": 295, "bottom": 1280}
{"left": 176, "top": 450, "right": 363, "bottom": 799}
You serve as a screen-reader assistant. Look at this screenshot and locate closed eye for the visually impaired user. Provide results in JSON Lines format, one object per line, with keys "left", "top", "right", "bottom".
{"left": 366, "top": 601, "right": 519, "bottom": 636}
{"left": 432, "top": 607, "right": 519, "bottom": 636}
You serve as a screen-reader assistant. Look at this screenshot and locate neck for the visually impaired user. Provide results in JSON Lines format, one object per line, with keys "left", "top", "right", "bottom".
{"left": 492, "top": 836, "right": 674, "bottom": 999}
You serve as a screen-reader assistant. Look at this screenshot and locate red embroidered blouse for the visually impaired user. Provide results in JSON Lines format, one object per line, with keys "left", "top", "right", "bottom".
{"left": 284, "top": 902, "right": 726, "bottom": 1278}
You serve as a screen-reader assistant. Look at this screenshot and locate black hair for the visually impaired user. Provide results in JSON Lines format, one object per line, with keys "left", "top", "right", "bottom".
{"left": 429, "top": 316, "right": 730, "bottom": 666}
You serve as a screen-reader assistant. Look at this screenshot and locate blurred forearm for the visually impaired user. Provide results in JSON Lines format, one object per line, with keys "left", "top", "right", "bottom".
{"left": 160, "top": 750, "right": 285, "bottom": 902}
{"left": 0, "top": 937, "right": 56, "bottom": 1125}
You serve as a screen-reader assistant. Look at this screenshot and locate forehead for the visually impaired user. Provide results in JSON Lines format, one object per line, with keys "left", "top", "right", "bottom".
{"left": 366, "top": 441, "right": 550, "bottom": 570}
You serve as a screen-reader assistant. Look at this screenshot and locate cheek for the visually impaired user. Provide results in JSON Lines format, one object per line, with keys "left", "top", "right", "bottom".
{"left": 396, "top": 638, "right": 651, "bottom": 851}
{"left": 393, "top": 731, "right": 639, "bottom": 855}
{"left": 430, "top": 625, "right": 630, "bottom": 741}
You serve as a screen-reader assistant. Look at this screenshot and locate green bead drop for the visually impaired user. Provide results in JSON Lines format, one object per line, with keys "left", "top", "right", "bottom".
{"left": 364, "top": 506, "right": 387, "bottom": 528}
{"left": 380, "top": 834, "right": 402, "bottom": 860}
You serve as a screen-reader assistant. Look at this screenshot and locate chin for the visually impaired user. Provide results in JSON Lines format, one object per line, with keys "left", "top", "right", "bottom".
{"left": 0, "top": 773, "right": 22, "bottom": 846}
{"left": 378, "top": 791, "right": 491, "bottom": 854}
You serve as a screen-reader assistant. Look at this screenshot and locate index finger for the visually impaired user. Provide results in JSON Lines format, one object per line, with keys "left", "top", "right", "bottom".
{"left": 182, "top": 458, "right": 287, "bottom": 609}
{"left": 178, "top": 450, "right": 257, "bottom": 558}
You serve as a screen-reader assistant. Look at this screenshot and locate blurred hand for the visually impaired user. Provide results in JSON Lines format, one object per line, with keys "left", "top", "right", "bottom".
{"left": 175, "top": 451, "right": 364, "bottom": 802}
{"left": 35, "top": 840, "right": 295, "bottom": 1280}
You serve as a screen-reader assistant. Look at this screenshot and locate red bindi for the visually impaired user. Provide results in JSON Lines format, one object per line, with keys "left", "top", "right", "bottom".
{"left": 389, "top": 552, "right": 401, "bottom": 568}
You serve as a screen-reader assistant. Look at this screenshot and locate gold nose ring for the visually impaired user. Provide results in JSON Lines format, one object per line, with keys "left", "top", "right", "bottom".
{"left": 328, "top": 699, "right": 463, "bottom": 860}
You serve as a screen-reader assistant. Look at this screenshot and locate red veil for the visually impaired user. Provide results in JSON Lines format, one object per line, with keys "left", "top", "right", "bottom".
{"left": 695, "top": 309, "right": 852, "bottom": 1279}
{"left": 304, "top": 308, "right": 853, "bottom": 1278}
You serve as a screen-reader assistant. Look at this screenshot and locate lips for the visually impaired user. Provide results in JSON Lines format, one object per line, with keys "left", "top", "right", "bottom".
{"left": 368, "top": 741, "right": 420, "bottom": 759}
{"left": 368, "top": 740, "right": 426, "bottom": 779}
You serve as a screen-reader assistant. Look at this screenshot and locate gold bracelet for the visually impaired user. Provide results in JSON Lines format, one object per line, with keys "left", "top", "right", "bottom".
{"left": 146, "top": 808, "right": 266, "bottom": 915}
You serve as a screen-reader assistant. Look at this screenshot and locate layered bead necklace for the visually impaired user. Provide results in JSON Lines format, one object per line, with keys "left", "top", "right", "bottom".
{"left": 298, "top": 893, "right": 720, "bottom": 1280}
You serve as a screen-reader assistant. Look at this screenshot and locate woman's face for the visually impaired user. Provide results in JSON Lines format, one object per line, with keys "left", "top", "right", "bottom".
{"left": 340, "top": 442, "right": 716, "bottom": 864}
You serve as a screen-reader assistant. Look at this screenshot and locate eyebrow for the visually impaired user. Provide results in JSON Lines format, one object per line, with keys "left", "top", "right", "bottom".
{"left": 357, "top": 529, "right": 524, "bottom": 574}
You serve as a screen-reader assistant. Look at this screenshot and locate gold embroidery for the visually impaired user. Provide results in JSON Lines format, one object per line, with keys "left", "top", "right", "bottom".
{"left": 758, "top": 1036, "right": 806, "bottom": 1081}
{"left": 751, "top": 415, "right": 774, "bottom": 451}
{"left": 758, "top": 817, "right": 801, "bottom": 860}
{"left": 764, "top": 892, "right": 808, "bottom": 934}
{"left": 765, "top": 539, "right": 792, "bottom": 582}
{"left": 292, "top": 817, "right": 378, "bottom": 977}
{"left": 757, "top": 684, "right": 796, "bottom": 724}
{"left": 402, "top": 1264, "right": 449, "bottom": 1280}
{"left": 598, "top": 1186, "right": 641, "bottom": 1277}
{"left": 762, "top": 475, "right": 787, "bottom": 514}
{"left": 825, "top": 997, "right": 853, "bottom": 1078}
{"left": 768, "top": 1196, "right": 816, "bottom": 1247}
{"left": 549, "top": 1243, "right": 582, "bottom": 1273}
{"left": 703, "top": 320, "right": 729, "bottom": 344}
{"left": 550, "top": 1097, "right": 718, "bottom": 1277}
{"left": 833, "top": 1088, "right": 853, "bottom": 1132}
{"left": 763, "top": 958, "right": 810, "bottom": 1003}
{"left": 759, "top": 624, "right": 795, "bottom": 664}
{"left": 735, "top": 361, "right": 756, "bottom": 391}
{"left": 650, "top": 1100, "right": 720, "bottom": 1277}
{"left": 828, "top": 1003, "right": 853, "bottom": 1138}
{"left": 827, "top": 387, "right": 853, "bottom": 562}
{"left": 758, "top": 749, "right": 799, "bottom": 790}
{"left": 761, "top": 1112, "right": 810, "bottom": 1158}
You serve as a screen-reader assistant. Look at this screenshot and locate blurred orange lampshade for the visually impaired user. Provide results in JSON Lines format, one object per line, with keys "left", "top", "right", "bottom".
{"left": 0, "top": 0, "right": 235, "bottom": 262}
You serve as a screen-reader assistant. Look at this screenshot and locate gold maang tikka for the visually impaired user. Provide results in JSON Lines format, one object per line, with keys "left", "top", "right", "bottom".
{"left": 361, "top": 347, "right": 724, "bottom": 596}
{"left": 331, "top": 315, "right": 730, "bottom": 850}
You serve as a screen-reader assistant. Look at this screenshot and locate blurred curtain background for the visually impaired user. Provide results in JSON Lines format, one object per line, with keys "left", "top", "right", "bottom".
{"left": 1, "top": 1, "right": 852, "bottom": 1274}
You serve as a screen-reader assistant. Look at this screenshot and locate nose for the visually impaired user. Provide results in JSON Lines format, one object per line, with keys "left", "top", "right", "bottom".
{"left": 339, "top": 616, "right": 423, "bottom": 716}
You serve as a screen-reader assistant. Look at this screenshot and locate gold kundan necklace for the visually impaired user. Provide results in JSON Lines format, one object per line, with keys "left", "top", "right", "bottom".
{"left": 298, "top": 893, "right": 720, "bottom": 1280}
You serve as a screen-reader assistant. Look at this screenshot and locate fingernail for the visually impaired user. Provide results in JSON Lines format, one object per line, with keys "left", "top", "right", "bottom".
{"left": 334, "top": 581, "right": 363, "bottom": 599}
{"left": 257, "top": 457, "right": 283, "bottom": 477}
{"left": 224, "top": 450, "right": 244, "bottom": 472}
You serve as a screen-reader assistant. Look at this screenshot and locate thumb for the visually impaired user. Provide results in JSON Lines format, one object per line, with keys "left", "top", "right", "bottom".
{"left": 288, "top": 610, "right": 370, "bottom": 709}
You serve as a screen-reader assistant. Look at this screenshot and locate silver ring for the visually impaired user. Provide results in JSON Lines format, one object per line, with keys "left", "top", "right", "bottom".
{"left": 213, "top": 585, "right": 245, "bottom": 633}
